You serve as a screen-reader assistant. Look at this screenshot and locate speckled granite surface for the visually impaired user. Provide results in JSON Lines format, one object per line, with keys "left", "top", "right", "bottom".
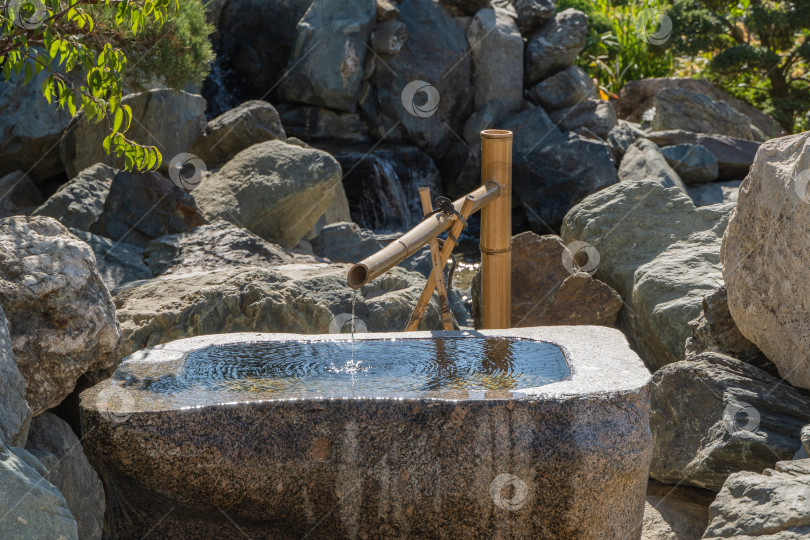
{"left": 80, "top": 326, "right": 652, "bottom": 539}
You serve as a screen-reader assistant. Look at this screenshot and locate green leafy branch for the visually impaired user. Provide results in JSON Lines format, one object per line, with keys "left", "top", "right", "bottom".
{"left": 0, "top": 0, "right": 179, "bottom": 171}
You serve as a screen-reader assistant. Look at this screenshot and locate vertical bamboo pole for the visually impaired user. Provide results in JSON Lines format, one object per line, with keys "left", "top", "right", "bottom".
{"left": 479, "top": 129, "right": 512, "bottom": 329}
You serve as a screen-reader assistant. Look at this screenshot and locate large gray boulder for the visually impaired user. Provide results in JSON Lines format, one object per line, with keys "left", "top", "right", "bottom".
{"left": 549, "top": 99, "right": 617, "bottom": 140}
{"left": 562, "top": 180, "right": 732, "bottom": 370}
{"left": 113, "top": 264, "right": 442, "bottom": 356}
{"left": 25, "top": 413, "right": 104, "bottom": 540}
{"left": 471, "top": 232, "right": 622, "bottom": 328}
{"left": 0, "top": 305, "right": 30, "bottom": 447}
{"left": 193, "top": 140, "right": 342, "bottom": 248}
{"left": 660, "top": 144, "right": 719, "bottom": 185}
{"left": 685, "top": 286, "right": 773, "bottom": 374}
{"left": 191, "top": 100, "right": 286, "bottom": 167}
{"left": 0, "top": 68, "right": 72, "bottom": 182}
{"left": 722, "top": 132, "right": 810, "bottom": 391}
{"left": 617, "top": 77, "right": 786, "bottom": 140}
{"left": 279, "top": 0, "right": 375, "bottom": 112}
{"left": 32, "top": 163, "right": 115, "bottom": 230}
{"left": 526, "top": 65, "right": 595, "bottom": 110}
{"left": 704, "top": 459, "right": 810, "bottom": 538}
{"left": 60, "top": 89, "right": 206, "bottom": 177}
{"left": 651, "top": 88, "right": 755, "bottom": 141}
{"left": 143, "top": 220, "right": 302, "bottom": 276}
{"left": 501, "top": 106, "right": 618, "bottom": 227}
{"left": 371, "top": 0, "right": 472, "bottom": 159}
{"left": 468, "top": 6, "right": 523, "bottom": 111}
{"left": 0, "top": 217, "right": 121, "bottom": 414}
{"left": 607, "top": 120, "right": 646, "bottom": 159}
{"left": 525, "top": 8, "right": 588, "bottom": 85}
{"left": 70, "top": 230, "right": 153, "bottom": 291}
{"left": 0, "top": 171, "right": 43, "bottom": 218}
{"left": 92, "top": 170, "right": 206, "bottom": 247}
{"left": 647, "top": 130, "right": 759, "bottom": 180}
{"left": 650, "top": 352, "right": 810, "bottom": 492}
{"left": 509, "top": 0, "right": 555, "bottom": 35}
{"left": 619, "top": 139, "right": 688, "bottom": 193}
{"left": 0, "top": 442, "right": 78, "bottom": 539}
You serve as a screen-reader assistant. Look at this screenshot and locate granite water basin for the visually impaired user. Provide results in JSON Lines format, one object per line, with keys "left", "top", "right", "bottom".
{"left": 80, "top": 326, "right": 652, "bottom": 539}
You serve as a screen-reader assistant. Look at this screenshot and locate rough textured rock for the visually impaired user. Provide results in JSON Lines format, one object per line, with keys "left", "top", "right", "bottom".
{"left": 647, "top": 131, "right": 759, "bottom": 180}
{"left": 376, "top": 0, "right": 400, "bottom": 21}
{"left": 0, "top": 67, "right": 72, "bottom": 182}
{"left": 526, "top": 65, "right": 595, "bottom": 110}
{"left": 461, "top": 99, "right": 528, "bottom": 149}
{"left": 144, "top": 220, "right": 301, "bottom": 276}
{"left": 279, "top": 0, "right": 375, "bottom": 112}
{"left": 0, "top": 442, "right": 78, "bottom": 539}
{"left": 617, "top": 78, "right": 786, "bottom": 140}
{"left": 0, "top": 171, "right": 43, "bottom": 218}
{"left": 113, "top": 264, "right": 444, "bottom": 356}
{"left": 607, "top": 120, "right": 646, "bottom": 159}
{"left": 722, "top": 132, "right": 810, "bottom": 391}
{"left": 660, "top": 144, "right": 719, "bottom": 185}
{"left": 328, "top": 144, "right": 443, "bottom": 231}
{"left": 80, "top": 326, "right": 651, "bottom": 539}
{"left": 468, "top": 7, "right": 523, "bottom": 111}
{"left": 60, "top": 89, "right": 206, "bottom": 178}
{"left": 191, "top": 100, "right": 286, "bottom": 167}
{"left": 70, "top": 229, "right": 152, "bottom": 291}
{"left": 276, "top": 104, "right": 370, "bottom": 143}
{"left": 471, "top": 232, "right": 622, "bottom": 328}
{"left": 643, "top": 483, "right": 712, "bottom": 540}
{"left": 25, "top": 413, "right": 104, "bottom": 540}
{"left": 509, "top": 0, "right": 555, "bottom": 35}
{"left": 193, "top": 140, "right": 341, "bottom": 248}
{"left": 92, "top": 170, "right": 206, "bottom": 248}
{"left": 371, "top": 0, "right": 472, "bottom": 159}
{"left": 688, "top": 181, "right": 741, "bottom": 207}
{"left": 32, "top": 163, "right": 115, "bottom": 230}
{"left": 0, "top": 304, "right": 30, "bottom": 447}
{"left": 703, "top": 459, "right": 810, "bottom": 539}
{"left": 562, "top": 179, "right": 732, "bottom": 370}
{"left": 685, "top": 286, "right": 773, "bottom": 374}
{"left": 216, "top": 0, "right": 313, "bottom": 103}
{"left": 525, "top": 8, "right": 588, "bottom": 85}
{"left": 651, "top": 88, "right": 755, "bottom": 141}
{"left": 501, "top": 106, "right": 618, "bottom": 227}
{"left": 0, "top": 216, "right": 121, "bottom": 414}
{"left": 650, "top": 352, "right": 810, "bottom": 491}
{"left": 619, "top": 139, "right": 687, "bottom": 193}
{"left": 371, "top": 19, "right": 409, "bottom": 55}
{"left": 549, "top": 99, "right": 617, "bottom": 140}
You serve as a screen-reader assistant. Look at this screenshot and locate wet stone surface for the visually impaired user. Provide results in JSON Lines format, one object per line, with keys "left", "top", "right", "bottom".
{"left": 80, "top": 326, "right": 652, "bottom": 539}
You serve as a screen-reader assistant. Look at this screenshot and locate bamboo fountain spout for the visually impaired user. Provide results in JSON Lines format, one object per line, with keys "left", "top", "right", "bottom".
{"left": 347, "top": 129, "right": 513, "bottom": 330}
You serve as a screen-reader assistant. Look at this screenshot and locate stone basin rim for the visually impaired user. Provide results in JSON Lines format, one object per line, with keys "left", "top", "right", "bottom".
{"left": 81, "top": 326, "right": 651, "bottom": 413}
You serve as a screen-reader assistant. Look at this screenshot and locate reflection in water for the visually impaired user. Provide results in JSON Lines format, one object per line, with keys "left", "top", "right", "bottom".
{"left": 134, "top": 338, "right": 569, "bottom": 399}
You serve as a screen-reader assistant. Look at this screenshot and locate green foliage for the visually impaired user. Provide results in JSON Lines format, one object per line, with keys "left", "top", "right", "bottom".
{"left": 664, "top": 0, "right": 810, "bottom": 132}
{"left": 0, "top": 0, "right": 188, "bottom": 171}
{"left": 557, "top": 0, "right": 676, "bottom": 94}
{"left": 92, "top": 0, "right": 214, "bottom": 91}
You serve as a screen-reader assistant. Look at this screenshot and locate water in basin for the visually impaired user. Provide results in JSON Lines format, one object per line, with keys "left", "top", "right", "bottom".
{"left": 133, "top": 337, "right": 570, "bottom": 401}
